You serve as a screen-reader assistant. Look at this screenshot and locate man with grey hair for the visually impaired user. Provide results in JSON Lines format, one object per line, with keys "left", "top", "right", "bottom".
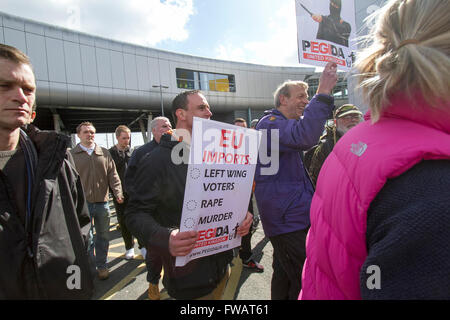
{"left": 124, "top": 116, "right": 171, "bottom": 300}
{"left": 254, "top": 62, "right": 338, "bottom": 300}
{"left": 125, "top": 116, "right": 172, "bottom": 193}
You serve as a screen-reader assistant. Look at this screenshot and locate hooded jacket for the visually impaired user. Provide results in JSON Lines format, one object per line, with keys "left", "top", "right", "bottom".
{"left": 300, "top": 93, "right": 450, "bottom": 299}
{"left": 0, "top": 125, "right": 93, "bottom": 299}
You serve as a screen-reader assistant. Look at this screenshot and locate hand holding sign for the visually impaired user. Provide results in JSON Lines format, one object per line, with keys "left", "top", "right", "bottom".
{"left": 317, "top": 62, "right": 338, "bottom": 95}
{"left": 237, "top": 211, "right": 253, "bottom": 237}
{"left": 175, "top": 118, "right": 261, "bottom": 267}
{"left": 169, "top": 229, "right": 198, "bottom": 257}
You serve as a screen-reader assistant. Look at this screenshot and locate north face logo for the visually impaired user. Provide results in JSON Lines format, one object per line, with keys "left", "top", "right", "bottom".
{"left": 350, "top": 142, "right": 368, "bottom": 157}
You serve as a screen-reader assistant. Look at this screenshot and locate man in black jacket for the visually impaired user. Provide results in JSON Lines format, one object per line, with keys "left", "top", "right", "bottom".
{"left": 109, "top": 125, "right": 135, "bottom": 259}
{"left": 0, "top": 44, "right": 93, "bottom": 299}
{"left": 125, "top": 90, "right": 253, "bottom": 299}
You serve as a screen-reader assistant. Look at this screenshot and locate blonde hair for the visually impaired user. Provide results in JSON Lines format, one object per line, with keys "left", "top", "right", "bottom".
{"left": 115, "top": 125, "right": 131, "bottom": 138}
{"left": 355, "top": 0, "right": 450, "bottom": 122}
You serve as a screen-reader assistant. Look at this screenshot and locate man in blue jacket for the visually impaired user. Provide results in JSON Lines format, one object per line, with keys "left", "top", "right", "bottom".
{"left": 254, "top": 62, "right": 338, "bottom": 300}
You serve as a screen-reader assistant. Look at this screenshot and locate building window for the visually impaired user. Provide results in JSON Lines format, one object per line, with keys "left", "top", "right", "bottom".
{"left": 176, "top": 68, "right": 236, "bottom": 93}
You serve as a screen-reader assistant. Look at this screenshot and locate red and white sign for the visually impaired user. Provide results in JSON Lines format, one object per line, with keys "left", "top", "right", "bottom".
{"left": 176, "top": 117, "right": 261, "bottom": 267}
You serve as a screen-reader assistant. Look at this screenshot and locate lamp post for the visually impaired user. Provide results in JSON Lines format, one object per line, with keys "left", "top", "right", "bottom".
{"left": 152, "top": 85, "right": 169, "bottom": 117}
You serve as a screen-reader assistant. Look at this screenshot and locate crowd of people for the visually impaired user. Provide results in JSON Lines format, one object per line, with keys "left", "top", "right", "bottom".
{"left": 0, "top": 0, "right": 449, "bottom": 300}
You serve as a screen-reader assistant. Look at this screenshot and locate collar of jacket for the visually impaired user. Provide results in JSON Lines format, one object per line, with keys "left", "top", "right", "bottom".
{"left": 264, "top": 108, "right": 287, "bottom": 119}
{"left": 23, "top": 125, "right": 70, "bottom": 155}
{"left": 322, "top": 125, "right": 343, "bottom": 142}
{"left": 160, "top": 132, "right": 189, "bottom": 149}
{"left": 22, "top": 124, "right": 71, "bottom": 188}
{"left": 111, "top": 145, "right": 131, "bottom": 153}
{"left": 159, "top": 133, "right": 191, "bottom": 163}
{"left": 365, "top": 91, "right": 450, "bottom": 134}
{"left": 73, "top": 143, "right": 104, "bottom": 156}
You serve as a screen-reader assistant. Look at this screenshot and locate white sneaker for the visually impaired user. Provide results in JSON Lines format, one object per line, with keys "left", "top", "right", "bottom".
{"left": 140, "top": 247, "right": 147, "bottom": 259}
{"left": 125, "top": 248, "right": 135, "bottom": 260}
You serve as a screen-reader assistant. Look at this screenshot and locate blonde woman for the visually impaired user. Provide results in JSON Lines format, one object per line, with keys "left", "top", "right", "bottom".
{"left": 300, "top": 0, "right": 450, "bottom": 299}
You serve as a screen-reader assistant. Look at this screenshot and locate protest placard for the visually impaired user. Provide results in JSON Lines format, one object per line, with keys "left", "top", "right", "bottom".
{"left": 295, "top": 0, "right": 357, "bottom": 70}
{"left": 176, "top": 117, "right": 261, "bottom": 267}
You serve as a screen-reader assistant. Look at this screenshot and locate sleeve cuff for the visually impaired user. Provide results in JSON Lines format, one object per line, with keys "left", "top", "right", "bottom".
{"left": 314, "top": 93, "right": 334, "bottom": 105}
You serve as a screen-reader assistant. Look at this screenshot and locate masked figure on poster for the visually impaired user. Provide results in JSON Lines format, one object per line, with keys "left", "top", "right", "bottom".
{"left": 310, "top": 0, "right": 351, "bottom": 47}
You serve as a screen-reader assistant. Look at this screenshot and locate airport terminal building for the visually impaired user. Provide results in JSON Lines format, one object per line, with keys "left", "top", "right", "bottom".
{"left": 0, "top": 11, "right": 351, "bottom": 140}
{"left": 0, "top": 0, "right": 387, "bottom": 138}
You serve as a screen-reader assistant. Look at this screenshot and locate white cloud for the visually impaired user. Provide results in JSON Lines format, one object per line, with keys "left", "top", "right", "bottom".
{"left": 214, "top": 1, "right": 300, "bottom": 67}
{"left": 215, "top": 44, "right": 246, "bottom": 64}
{"left": 1, "top": 0, "right": 194, "bottom": 47}
{"left": 115, "top": 0, "right": 194, "bottom": 46}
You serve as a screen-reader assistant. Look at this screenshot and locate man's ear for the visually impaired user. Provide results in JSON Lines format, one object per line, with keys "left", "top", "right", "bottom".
{"left": 175, "top": 108, "right": 185, "bottom": 122}
{"left": 279, "top": 94, "right": 287, "bottom": 107}
{"left": 30, "top": 111, "right": 36, "bottom": 123}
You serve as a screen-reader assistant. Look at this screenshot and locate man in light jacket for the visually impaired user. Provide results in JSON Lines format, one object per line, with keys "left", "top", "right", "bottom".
{"left": 71, "top": 121, "right": 123, "bottom": 280}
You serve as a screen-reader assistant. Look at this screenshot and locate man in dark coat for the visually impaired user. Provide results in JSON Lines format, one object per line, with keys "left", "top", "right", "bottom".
{"left": 0, "top": 44, "right": 93, "bottom": 299}
{"left": 125, "top": 90, "right": 253, "bottom": 299}
{"left": 109, "top": 125, "right": 134, "bottom": 259}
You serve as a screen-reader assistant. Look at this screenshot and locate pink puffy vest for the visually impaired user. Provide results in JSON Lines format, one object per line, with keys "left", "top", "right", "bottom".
{"left": 300, "top": 94, "right": 450, "bottom": 300}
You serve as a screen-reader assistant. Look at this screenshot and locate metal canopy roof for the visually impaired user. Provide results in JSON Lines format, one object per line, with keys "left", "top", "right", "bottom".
{"left": 33, "top": 106, "right": 166, "bottom": 134}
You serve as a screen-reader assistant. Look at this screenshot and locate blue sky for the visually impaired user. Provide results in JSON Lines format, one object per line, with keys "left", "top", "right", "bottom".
{"left": 1, "top": 0, "right": 300, "bottom": 67}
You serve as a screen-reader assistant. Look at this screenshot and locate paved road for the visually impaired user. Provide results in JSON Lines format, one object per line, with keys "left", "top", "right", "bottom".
{"left": 92, "top": 201, "right": 273, "bottom": 300}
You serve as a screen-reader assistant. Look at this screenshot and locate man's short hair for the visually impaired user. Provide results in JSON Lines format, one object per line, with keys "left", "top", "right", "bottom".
{"left": 0, "top": 44, "right": 31, "bottom": 66}
{"left": 150, "top": 117, "right": 171, "bottom": 130}
{"left": 171, "top": 90, "right": 202, "bottom": 124}
{"left": 273, "top": 80, "right": 309, "bottom": 108}
{"left": 115, "top": 125, "right": 131, "bottom": 138}
{"left": 76, "top": 121, "right": 95, "bottom": 134}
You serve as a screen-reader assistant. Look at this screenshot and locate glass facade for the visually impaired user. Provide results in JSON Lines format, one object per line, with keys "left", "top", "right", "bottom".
{"left": 176, "top": 68, "right": 236, "bottom": 92}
